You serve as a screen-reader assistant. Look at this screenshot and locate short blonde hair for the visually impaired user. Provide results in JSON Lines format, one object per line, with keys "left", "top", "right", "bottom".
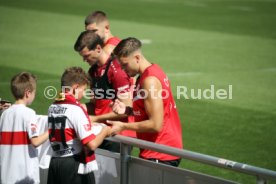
{"left": 85, "top": 10, "right": 107, "bottom": 26}
{"left": 11, "top": 72, "right": 37, "bottom": 100}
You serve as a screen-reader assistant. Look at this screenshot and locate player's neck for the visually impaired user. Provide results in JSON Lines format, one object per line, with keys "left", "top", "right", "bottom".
{"left": 15, "top": 99, "right": 27, "bottom": 106}
{"left": 98, "top": 51, "right": 109, "bottom": 66}
{"left": 104, "top": 32, "right": 114, "bottom": 43}
{"left": 139, "top": 59, "right": 152, "bottom": 75}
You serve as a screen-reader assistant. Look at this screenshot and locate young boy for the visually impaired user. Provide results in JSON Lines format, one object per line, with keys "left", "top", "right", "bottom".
{"left": 47, "top": 67, "right": 111, "bottom": 184}
{"left": 0, "top": 72, "right": 49, "bottom": 184}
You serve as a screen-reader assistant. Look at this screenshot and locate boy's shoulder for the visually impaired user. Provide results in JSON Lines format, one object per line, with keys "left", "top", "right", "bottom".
{"left": 18, "top": 104, "right": 36, "bottom": 113}
{"left": 8, "top": 104, "right": 36, "bottom": 116}
{"left": 0, "top": 105, "right": 36, "bottom": 127}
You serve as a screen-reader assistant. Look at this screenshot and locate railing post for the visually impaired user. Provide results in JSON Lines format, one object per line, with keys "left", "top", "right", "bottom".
{"left": 257, "top": 176, "right": 267, "bottom": 184}
{"left": 120, "top": 143, "right": 130, "bottom": 184}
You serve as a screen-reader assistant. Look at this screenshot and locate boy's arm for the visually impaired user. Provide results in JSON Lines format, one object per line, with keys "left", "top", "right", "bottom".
{"left": 86, "top": 126, "right": 111, "bottom": 150}
{"left": 30, "top": 130, "right": 49, "bottom": 147}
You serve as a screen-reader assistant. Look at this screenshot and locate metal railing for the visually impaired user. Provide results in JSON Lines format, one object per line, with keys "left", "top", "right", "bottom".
{"left": 107, "top": 135, "right": 276, "bottom": 184}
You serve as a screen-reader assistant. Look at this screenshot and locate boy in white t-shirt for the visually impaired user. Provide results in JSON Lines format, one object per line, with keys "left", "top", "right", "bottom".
{"left": 0, "top": 72, "right": 49, "bottom": 184}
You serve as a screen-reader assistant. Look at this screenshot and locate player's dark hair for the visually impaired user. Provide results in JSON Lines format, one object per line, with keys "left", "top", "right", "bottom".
{"left": 113, "top": 37, "right": 142, "bottom": 58}
{"left": 11, "top": 72, "right": 37, "bottom": 100}
{"left": 74, "top": 30, "right": 104, "bottom": 52}
{"left": 61, "top": 67, "right": 89, "bottom": 88}
{"left": 85, "top": 10, "right": 107, "bottom": 26}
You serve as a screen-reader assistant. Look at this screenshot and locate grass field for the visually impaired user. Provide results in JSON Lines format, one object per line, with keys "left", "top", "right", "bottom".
{"left": 1, "top": 0, "right": 276, "bottom": 183}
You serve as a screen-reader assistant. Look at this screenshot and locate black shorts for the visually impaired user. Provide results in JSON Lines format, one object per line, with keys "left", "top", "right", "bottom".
{"left": 147, "top": 158, "right": 181, "bottom": 167}
{"left": 47, "top": 156, "right": 95, "bottom": 184}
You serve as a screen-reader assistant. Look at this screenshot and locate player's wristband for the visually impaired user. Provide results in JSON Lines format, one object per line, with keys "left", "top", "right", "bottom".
{"left": 124, "top": 106, "right": 133, "bottom": 116}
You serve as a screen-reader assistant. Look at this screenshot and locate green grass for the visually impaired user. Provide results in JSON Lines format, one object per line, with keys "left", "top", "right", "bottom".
{"left": 1, "top": 0, "right": 276, "bottom": 183}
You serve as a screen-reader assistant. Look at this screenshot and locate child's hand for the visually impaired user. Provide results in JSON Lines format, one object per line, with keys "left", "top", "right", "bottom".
{"left": 103, "top": 126, "right": 112, "bottom": 137}
{"left": 89, "top": 115, "right": 99, "bottom": 123}
{"left": 106, "top": 120, "right": 124, "bottom": 135}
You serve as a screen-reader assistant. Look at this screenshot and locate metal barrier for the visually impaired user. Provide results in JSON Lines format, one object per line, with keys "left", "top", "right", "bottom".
{"left": 94, "top": 148, "right": 237, "bottom": 184}
{"left": 40, "top": 135, "right": 276, "bottom": 184}
{"left": 107, "top": 135, "right": 276, "bottom": 184}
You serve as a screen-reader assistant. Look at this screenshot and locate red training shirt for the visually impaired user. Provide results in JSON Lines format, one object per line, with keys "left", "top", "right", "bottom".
{"left": 133, "top": 64, "right": 183, "bottom": 161}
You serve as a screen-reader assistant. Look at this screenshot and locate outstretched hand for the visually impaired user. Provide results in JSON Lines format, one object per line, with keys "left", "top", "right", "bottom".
{"left": 89, "top": 115, "right": 99, "bottom": 123}
{"left": 106, "top": 120, "right": 125, "bottom": 135}
{"left": 110, "top": 99, "right": 126, "bottom": 115}
{"left": 102, "top": 126, "right": 113, "bottom": 137}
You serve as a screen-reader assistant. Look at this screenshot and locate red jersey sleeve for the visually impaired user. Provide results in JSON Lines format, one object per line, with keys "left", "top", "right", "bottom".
{"left": 108, "top": 60, "right": 131, "bottom": 95}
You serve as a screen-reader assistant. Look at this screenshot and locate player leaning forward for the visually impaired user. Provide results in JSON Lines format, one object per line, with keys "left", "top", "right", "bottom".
{"left": 109, "top": 37, "right": 183, "bottom": 167}
{"left": 47, "top": 67, "right": 111, "bottom": 184}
